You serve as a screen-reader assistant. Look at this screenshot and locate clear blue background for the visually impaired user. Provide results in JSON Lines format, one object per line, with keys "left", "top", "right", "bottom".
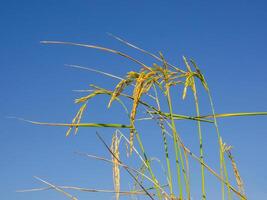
{"left": 1, "top": 0, "right": 267, "bottom": 199}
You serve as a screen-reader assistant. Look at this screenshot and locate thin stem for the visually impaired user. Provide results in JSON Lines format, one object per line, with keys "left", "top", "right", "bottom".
{"left": 206, "top": 89, "right": 230, "bottom": 200}
{"left": 223, "top": 157, "right": 233, "bottom": 200}
{"left": 134, "top": 131, "right": 163, "bottom": 199}
{"left": 153, "top": 84, "right": 174, "bottom": 195}
{"left": 165, "top": 86, "right": 183, "bottom": 199}
{"left": 108, "top": 33, "right": 186, "bottom": 73}
{"left": 193, "top": 86, "right": 206, "bottom": 200}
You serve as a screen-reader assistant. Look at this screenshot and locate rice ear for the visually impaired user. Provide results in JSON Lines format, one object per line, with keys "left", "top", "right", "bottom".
{"left": 108, "top": 78, "right": 133, "bottom": 108}
{"left": 129, "top": 71, "right": 156, "bottom": 153}
{"left": 74, "top": 103, "right": 87, "bottom": 135}
{"left": 183, "top": 56, "right": 192, "bottom": 72}
{"left": 182, "top": 83, "right": 188, "bottom": 100}
{"left": 75, "top": 90, "right": 103, "bottom": 103}
{"left": 182, "top": 75, "right": 191, "bottom": 100}
{"left": 189, "top": 59, "right": 209, "bottom": 91}
{"left": 111, "top": 131, "right": 121, "bottom": 200}
{"left": 66, "top": 102, "right": 87, "bottom": 136}
{"left": 226, "top": 148, "right": 245, "bottom": 195}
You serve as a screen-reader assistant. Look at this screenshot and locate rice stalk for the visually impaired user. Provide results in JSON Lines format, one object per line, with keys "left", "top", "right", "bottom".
{"left": 189, "top": 59, "right": 230, "bottom": 200}
{"left": 159, "top": 52, "right": 192, "bottom": 199}
{"left": 183, "top": 56, "right": 205, "bottom": 199}
{"left": 164, "top": 66, "right": 184, "bottom": 199}
{"left": 152, "top": 84, "right": 174, "bottom": 195}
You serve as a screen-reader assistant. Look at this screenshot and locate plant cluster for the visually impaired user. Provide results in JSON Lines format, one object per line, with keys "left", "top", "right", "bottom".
{"left": 19, "top": 35, "right": 267, "bottom": 200}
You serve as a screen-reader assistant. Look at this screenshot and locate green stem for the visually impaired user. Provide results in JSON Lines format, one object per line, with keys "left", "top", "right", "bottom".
{"left": 134, "top": 130, "right": 163, "bottom": 200}
{"left": 166, "top": 86, "right": 183, "bottom": 199}
{"left": 223, "top": 156, "right": 232, "bottom": 200}
{"left": 161, "top": 125, "right": 174, "bottom": 194}
{"left": 175, "top": 134, "right": 191, "bottom": 200}
{"left": 206, "top": 89, "right": 227, "bottom": 200}
{"left": 219, "top": 141, "right": 225, "bottom": 200}
{"left": 197, "top": 112, "right": 267, "bottom": 119}
{"left": 193, "top": 86, "right": 206, "bottom": 200}
{"left": 153, "top": 85, "right": 174, "bottom": 195}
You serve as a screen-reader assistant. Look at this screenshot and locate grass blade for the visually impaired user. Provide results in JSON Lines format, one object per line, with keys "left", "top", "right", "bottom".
{"left": 34, "top": 176, "right": 78, "bottom": 200}
{"left": 41, "top": 41, "right": 151, "bottom": 71}
{"left": 12, "top": 117, "right": 131, "bottom": 129}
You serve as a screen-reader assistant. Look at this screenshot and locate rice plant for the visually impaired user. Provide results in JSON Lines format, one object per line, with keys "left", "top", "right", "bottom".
{"left": 18, "top": 35, "right": 267, "bottom": 200}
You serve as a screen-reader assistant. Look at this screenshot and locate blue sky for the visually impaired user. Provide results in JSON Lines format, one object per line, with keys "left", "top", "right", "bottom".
{"left": 1, "top": 0, "right": 267, "bottom": 199}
